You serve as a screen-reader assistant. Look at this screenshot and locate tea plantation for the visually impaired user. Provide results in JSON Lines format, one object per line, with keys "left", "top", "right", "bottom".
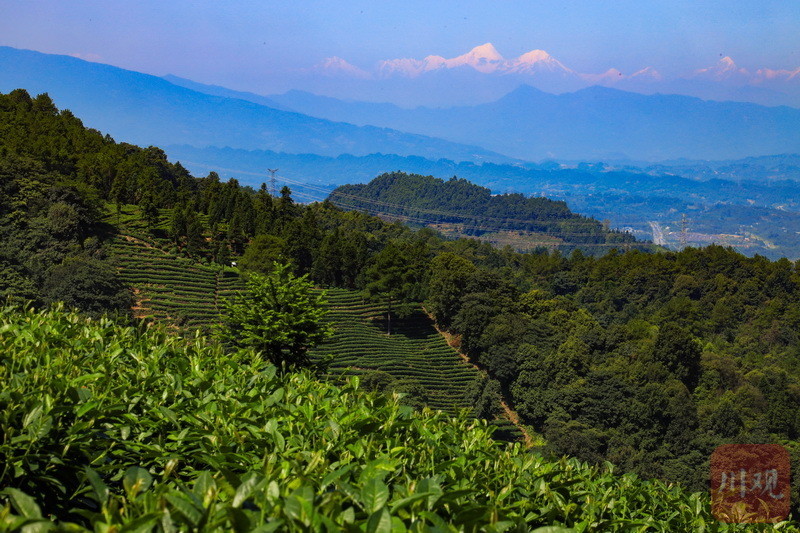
{"left": 112, "top": 235, "right": 242, "bottom": 329}
{"left": 313, "top": 288, "right": 477, "bottom": 412}
{"left": 2, "top": 305, "right": 792, "bottom": 531}
{"left": 108, "top": 215, "right": 518, "bottom": 436}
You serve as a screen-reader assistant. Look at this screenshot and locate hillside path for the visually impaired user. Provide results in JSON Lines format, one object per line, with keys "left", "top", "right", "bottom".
{"left": 422, "top": 306, "right": 534, "bottom": 447}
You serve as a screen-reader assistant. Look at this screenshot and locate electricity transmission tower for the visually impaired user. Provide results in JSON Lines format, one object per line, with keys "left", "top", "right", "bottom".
{"left": 679, "top": 214, "right": 689, "bottom": 249}
{"left": 267, "top": 168, "right": 279, "bottom": 196}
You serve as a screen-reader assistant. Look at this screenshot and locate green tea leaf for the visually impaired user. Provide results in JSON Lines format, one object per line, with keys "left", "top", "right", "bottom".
{"left": 233, "top": 475, "right": 261, "bottom": 508}
{"left": 84, "top": 467, "right": 109, "bottom": 504}
{"left": 361, "top": 478, "right": 390, "bottom": 514}
{"left": 164, "top": 492, "right": 203, "bottom": 525}
{"left": 123, "top": 467, "right": 153, "bottom": 496}
{"left": 119, "top": 512, "right": 161, "bottom": 533}
{"left": 2, "top": 488, "right": 43, "bottom": 519}
{"left": 366, "top": 508, "right": 391, "bottom": 533}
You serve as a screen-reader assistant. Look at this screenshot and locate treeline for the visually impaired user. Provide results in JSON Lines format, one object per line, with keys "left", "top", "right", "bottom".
{"left": 0, "top": 89, "right": 134, "bottom": 312}
{"left": 0, "top": 89, "right": 415, "bottom": 313}
{"left": 329, "top": 172, "right": 640, "bottom": 248}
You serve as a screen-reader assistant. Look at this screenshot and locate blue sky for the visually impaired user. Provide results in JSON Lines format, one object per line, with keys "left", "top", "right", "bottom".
{"left": 1, "top": 0, "right": 797, "bottom": 93}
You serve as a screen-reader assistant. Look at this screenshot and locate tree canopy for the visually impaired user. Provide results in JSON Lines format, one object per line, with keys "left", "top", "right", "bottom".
{"left": 219, "top": 262, "right": 333, "bottom": 367}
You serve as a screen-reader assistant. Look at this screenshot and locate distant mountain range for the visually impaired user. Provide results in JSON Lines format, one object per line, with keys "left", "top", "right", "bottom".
{"left": 299, "top": 43, "right": 800, "bottom": 108}
{"left": 0, "top": 46, "right": 508, "bottom": 163}
{"left": 3, "top": 45, "right": 799, "bottom": 162}
{"left": 266, "top": 85, "right": 800, "bottom": 161}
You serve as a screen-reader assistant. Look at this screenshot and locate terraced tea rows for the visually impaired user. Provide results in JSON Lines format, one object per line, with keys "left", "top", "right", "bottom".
{"left": 310, "top": 288, "right": 485, "bottom": 415}
{"left": 109, "top": 225, "right": 521, "bottom": 439}
{"left": 110, "top": 235, "right": 241, "bottom": 330}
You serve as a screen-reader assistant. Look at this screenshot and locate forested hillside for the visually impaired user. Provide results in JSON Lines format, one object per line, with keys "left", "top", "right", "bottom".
{"left": 329, "top": 172, "right": 646, "bottom": 254}
{"left": 0, "top": 88, "right": 193, "bottom": 311}
{"left": 425, "top": 246, "right": 800, "bottom": 494}
{"left": 0, "top": 88, "right": 420, "bottom": 315}
{"left": 3, "top": 89, "right": 800, "bottom": 525}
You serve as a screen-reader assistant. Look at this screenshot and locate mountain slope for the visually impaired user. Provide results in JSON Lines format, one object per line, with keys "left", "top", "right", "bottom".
{"left": 0, "top": 46, "right": 510, "bottom": 162}
{"left": 269, "top": 84, "right": 800, "bottom": 161}
{"left": 161, "top": 73, "right": 294, "bottom": 111}
{"left": 328, "top": 172, "right": 644, "bottom": 253}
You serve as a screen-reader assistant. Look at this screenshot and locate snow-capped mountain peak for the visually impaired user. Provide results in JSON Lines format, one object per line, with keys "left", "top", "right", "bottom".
{"left": 756, "top": 66, "right": 800, "bottom": 82}
{"left": 313, "top": 56, "right": 372, "bottom": 79}
{"left": 376, "top": 54, "right": 448, "bottom": 78}
{"left": 629, "top": 66, "right": 663, "bottom": 81}
{"left": 504, "top": 49, "right": 573, "bottom": 75}
{"left": 467, "top": 42, "right": 504, "bottom": 61}
{"left": 692, "top": 56, "right": 750, "bottom": 81}
{"left": 308, "top": 47, "right": 800, "bottom": 107}
{"left": 516, "top": 49, "right": 553, "bottom": 64}
{"left": 446, "top": 43, "right": 505, "bottom": 72}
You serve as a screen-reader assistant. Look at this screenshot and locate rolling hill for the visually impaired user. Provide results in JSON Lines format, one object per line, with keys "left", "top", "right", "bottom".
{"left": 328, "top": 172, "right": 648, "bottom": 254}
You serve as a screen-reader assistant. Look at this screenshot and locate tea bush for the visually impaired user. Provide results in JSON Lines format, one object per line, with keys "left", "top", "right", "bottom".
{"left": 0, "top": 305, "right": 795, "bottom": 531}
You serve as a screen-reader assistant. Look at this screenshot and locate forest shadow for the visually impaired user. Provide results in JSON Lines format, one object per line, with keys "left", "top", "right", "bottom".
{"left": 371, "top": 309, "right": 436, "bottom": 340}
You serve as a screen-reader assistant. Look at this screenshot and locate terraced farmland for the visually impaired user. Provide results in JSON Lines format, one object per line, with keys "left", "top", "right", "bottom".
{"left": 311, "top": 289, "right": 481, "bottom": 413}
{"left": 110, "top": 234, "right": 241, "bottom": 330}
{"left": 107, "top": 215, "right": 522, "bottom": 439}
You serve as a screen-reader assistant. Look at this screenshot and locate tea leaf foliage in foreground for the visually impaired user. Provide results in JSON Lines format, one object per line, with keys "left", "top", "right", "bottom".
{"left": 0, "top": 305, "right": 794, "bottom": 531}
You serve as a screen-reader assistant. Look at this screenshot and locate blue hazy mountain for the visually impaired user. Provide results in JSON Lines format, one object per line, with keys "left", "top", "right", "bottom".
{"left": 266, "top": 85, "right": 800, "bottom": 161}
{"left": 0, "top": 46, "right": 510, "bottom": 163}
{"left": 161, "top": 74, "right": 294, "bottom": 112}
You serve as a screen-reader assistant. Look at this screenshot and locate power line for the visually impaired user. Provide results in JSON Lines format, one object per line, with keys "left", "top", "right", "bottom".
{"left": 181, "top": 160, "right": 671, "bottom": 227}
{"left": 281, "top": 175, "right": 617, "bottom": 229}
{"left": 679, "top": 214, "right": 689, "bottom": 249}
{"left": 182, "top": 160, "right": 670, "bottom": 238}
{"left": 290, "top": 190, "right": 642, "bottom": 246}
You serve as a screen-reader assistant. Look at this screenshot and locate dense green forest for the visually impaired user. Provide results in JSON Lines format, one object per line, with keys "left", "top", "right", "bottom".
{"left": 3, "top": 88, "right": 800, "bottom": 527}
{"left": 329, "top": 173, "right": 643, "bottom": 253}
{"left": 425, "top": 246, "right": 800, "bottom": 491}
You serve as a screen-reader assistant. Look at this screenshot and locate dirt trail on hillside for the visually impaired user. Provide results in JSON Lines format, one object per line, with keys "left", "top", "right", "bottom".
{"left": 131, "top": 288, "right": 151, "bottom": 319}
{"left": 423, "top": 307, "right": 534, "bottom": 447}
{"left": 122, "top": 234, "right": 169, "bottom": 254}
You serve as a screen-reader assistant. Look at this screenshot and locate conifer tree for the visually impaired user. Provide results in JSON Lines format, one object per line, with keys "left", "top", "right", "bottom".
{"left": 219, "top": 262, "right": 332, "bottom": 368}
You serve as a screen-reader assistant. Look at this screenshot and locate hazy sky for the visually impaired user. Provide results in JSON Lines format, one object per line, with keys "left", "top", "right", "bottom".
{"left": 1, "top": 0, "right": 798, "bottom": 93}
